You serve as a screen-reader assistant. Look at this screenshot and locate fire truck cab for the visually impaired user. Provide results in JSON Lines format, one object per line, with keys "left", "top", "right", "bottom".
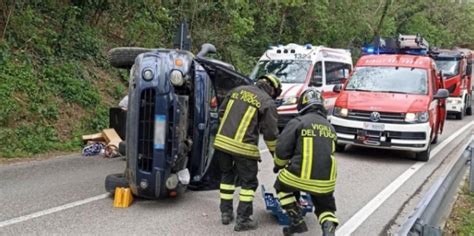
{"left": 250, "top": 44, "right": 353, "bottom": 128}
{"left": 433, "top": 48, "right": 472, "bottom": 119}
{"left": 330, "top": 35, "right": 449, "bottom": 161}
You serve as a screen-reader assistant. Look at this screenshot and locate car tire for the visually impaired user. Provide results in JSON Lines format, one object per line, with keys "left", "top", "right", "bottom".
{"left": 335, "top": 144, "right": 346, "bottom": 152}
{"left": 108, "top": 47, "right": 156, "bottom": 69}
{"left": 105, "top": 173, "right": 129, "bottom": 194}
{"left": 415, "top": 142, "right": 431, "bottom": 162}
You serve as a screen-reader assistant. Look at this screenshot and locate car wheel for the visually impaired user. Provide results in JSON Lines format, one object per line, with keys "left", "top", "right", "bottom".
{"left": 105, "top": 173, "right": 129, "bottom": 194}
{"left": 415, "top": 142, "right": 431, "bottom": 162}
{"left": 108, "top": 47, "right": 157, "bottom": 69}
{"left": 335, "top": 144, "right": 346, "bottom": 152}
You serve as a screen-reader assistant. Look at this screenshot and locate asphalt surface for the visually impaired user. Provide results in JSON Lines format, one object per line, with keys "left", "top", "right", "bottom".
{"left": 0, "top": 115, "right": 473, "bottom": 235}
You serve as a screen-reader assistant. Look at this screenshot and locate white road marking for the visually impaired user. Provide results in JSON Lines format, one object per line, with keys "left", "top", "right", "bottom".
{"left": 0, "top": 193, "right": 109, "bottom": 228}
{"left": 336, "top": 121, "right": 473, "bottom": 235}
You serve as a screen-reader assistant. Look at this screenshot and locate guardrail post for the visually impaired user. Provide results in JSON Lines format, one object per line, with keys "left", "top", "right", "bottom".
{"left": 470, "top": 145, "right": 474, "bottom": 193}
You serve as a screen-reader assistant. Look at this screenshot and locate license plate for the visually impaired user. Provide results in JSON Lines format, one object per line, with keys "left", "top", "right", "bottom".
{"left": 154, "top": 115, "right": 166, "bottom": 149}
{"left": 363, "top": 122, "right": 385, "bottom": 131}
{"left": 363, "top": 140, "right": 381, "bottom": 146}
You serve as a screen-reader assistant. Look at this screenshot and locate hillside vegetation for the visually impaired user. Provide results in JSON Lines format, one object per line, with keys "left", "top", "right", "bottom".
{"left": 0, "top": 0, "right": 473, "bottom": 157}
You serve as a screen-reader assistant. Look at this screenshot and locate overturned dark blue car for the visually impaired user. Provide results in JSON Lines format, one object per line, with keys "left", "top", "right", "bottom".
{"left": 105, "top": 44, "right": 252, "bottom": 199}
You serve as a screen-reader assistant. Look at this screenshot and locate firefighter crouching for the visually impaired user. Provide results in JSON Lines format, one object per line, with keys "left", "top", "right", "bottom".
{"left": 214, "top": 74, "right": 282, "bottom": 231}
{"left": 273, "top": 88, "right": 339, "bottom": 236}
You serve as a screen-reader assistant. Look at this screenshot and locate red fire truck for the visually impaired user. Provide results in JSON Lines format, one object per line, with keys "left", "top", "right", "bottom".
{"left": 433, "top": 48, "right": 472, "bottom": 119}
{"left": 330, "top": 34, "right": 449, "bottom": 161}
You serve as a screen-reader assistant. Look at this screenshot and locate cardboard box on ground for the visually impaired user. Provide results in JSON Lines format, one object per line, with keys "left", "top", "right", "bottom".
{"left": 82, "top": 129, "right": 123, "bottom": 158}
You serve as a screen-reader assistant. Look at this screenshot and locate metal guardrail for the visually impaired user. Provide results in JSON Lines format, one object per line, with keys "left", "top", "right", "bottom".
{"left": 397, "top": 138, "right": 473, "bottom": 236}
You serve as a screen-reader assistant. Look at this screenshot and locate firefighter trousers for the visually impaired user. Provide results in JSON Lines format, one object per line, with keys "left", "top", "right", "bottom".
{"left": 216, "top": 149, "right": 258, "bottom": 218}
{"left": 274, "top": 179, "right": 339, "bottom": 226}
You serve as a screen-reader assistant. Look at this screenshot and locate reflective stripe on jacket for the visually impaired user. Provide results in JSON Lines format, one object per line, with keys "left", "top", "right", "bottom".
{"left": 214, "top": 85, "right": 278, "bottom": 159}
{"left": 274, "top": 112, "right": 337, "bottom": 194}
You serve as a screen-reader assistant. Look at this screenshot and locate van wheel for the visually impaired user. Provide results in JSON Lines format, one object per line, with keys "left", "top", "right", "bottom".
{"left": 415, "top": 142, "right": 431, "bottom": 162}
{"left": 105, "top": 173, "right": 129, "bottom": 194}
{"left": 108, "top": 47, "right": 157, "bottom": 69}
{"left": 335, "top": 144, "right": 346, "bottom": 152}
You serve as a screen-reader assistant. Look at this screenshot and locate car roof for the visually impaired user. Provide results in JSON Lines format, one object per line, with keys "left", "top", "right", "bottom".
{"left": 356, "top": 54, "right": 433, "bottom": 69}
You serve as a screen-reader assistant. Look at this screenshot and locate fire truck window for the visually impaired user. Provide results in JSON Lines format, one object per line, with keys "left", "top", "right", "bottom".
{"left": 311, "top": 62, "right": 322, "bottom": 85}
{"left": 435, "top": 59, "right": 459, "bottom": 77}
{"left": 324, "top": 62, "right": 351, "bottom": 85}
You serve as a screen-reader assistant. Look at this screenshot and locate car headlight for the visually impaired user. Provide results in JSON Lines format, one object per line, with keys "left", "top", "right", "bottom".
{"left": 142, "top": 68, "right": 154, "bottom": 81}
{"left": 170, "top": 70, "right": 185, "bottom": 86}
{"left": 333, "top": 106, "right": 348, "bottom": 117}
{"left": 405, "top": 112, "right": 429, "bottom": 123}
{"left": 282, "top": 96, "right": 298, "bottom": 105}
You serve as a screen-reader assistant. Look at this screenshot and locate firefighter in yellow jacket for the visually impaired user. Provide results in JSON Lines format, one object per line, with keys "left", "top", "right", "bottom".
{"left": 214, "top": 74, "right": 281, "bottom": 231}
{"left": 273, "top": 88, "right": 338, "bottom": 236}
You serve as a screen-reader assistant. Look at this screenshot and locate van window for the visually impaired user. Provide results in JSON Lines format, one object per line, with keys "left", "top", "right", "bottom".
{"left": 324, "top": 62, "right": 351, "bottom": 85}
{"left": 346, "top": 66, "right": 428, "bottom": 95}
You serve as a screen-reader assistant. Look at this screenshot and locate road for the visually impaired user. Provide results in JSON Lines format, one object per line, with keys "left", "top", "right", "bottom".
{"left": 0, "top": 116, "right": 473, "bottom": 235}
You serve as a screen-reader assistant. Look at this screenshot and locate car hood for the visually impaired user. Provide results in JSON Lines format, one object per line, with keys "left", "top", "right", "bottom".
{"left": 336, "top": 91, "right": 430, "bottom": 113}
{"left": 281, "top": 83, "right": 305, "bottom": 97}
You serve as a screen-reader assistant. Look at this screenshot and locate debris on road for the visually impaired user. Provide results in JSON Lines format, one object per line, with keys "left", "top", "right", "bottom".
{"left": 81, "top": 128, "right": 123, "bottom": 158}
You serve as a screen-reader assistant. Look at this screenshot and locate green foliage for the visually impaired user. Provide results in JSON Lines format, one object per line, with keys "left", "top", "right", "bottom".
{"left": 0, "top": 0, "right": 473, "bottom": 157}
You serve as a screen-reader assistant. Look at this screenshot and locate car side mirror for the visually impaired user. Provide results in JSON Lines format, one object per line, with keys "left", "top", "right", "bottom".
{"left": 333, "top": 84, "right": 342, "bottom": 93}
{"left": 196, "top": 43, "right": 217, "bottom": 57}
{"left": 310, "top": 78, "right": 323, "bottom": 87}
{"left": 433, "top": 89, "right": 449, "bottom": 99}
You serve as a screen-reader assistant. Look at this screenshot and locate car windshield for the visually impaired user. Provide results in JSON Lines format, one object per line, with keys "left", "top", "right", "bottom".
{"left": 435, "top": 58, "right": 459, "bottom": 77}
{"left": 249, "top": 60, "right": 312, "bottom": 83}
{"left": 346, "top": 66, "right": 428, "bottom": 95}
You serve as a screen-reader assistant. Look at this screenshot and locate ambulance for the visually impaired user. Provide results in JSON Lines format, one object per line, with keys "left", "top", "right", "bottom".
{"left": 249, "top": 44, "right": 353, "bottom": 128}
{"left": 330, "top": 35, "right": 449, "bottom": 162}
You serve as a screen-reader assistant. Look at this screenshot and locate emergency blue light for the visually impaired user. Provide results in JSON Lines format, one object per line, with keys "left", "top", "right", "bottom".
{"left": 366, "top": 47, "right": 375, "bottom": 54}
{"left": 305, "top": 44, "right": 313, "bottom": 49}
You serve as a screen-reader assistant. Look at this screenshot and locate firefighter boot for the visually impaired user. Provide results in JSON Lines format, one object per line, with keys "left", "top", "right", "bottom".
{"left": 234, "top": 216, "right": 258, "bottom": 231}
{"left": 221, "top": 212, "right": 234, "bottom": 225}
{"left": 283, "top": 205, "right": 308, "bottom": 236}
{"left": 321, "top": 221, "right": 336, "bottom": 236}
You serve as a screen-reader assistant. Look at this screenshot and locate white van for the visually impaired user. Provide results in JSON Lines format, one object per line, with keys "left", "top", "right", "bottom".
{"left": 250, "top": 43, "right": 353, "bottom": 127}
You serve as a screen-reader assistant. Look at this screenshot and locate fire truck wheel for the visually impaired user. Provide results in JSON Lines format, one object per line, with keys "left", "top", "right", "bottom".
{"left": 108, "top": 47, "right": 156, "bottom": 69}
{"left": 415, "top": 142, "right": 431, "bottom": 162}
{"left": 335, "top": 144, "right": 346, "bottom": 152}
{"left": 105, "top": 173, "right": 129, "bottom": 194}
